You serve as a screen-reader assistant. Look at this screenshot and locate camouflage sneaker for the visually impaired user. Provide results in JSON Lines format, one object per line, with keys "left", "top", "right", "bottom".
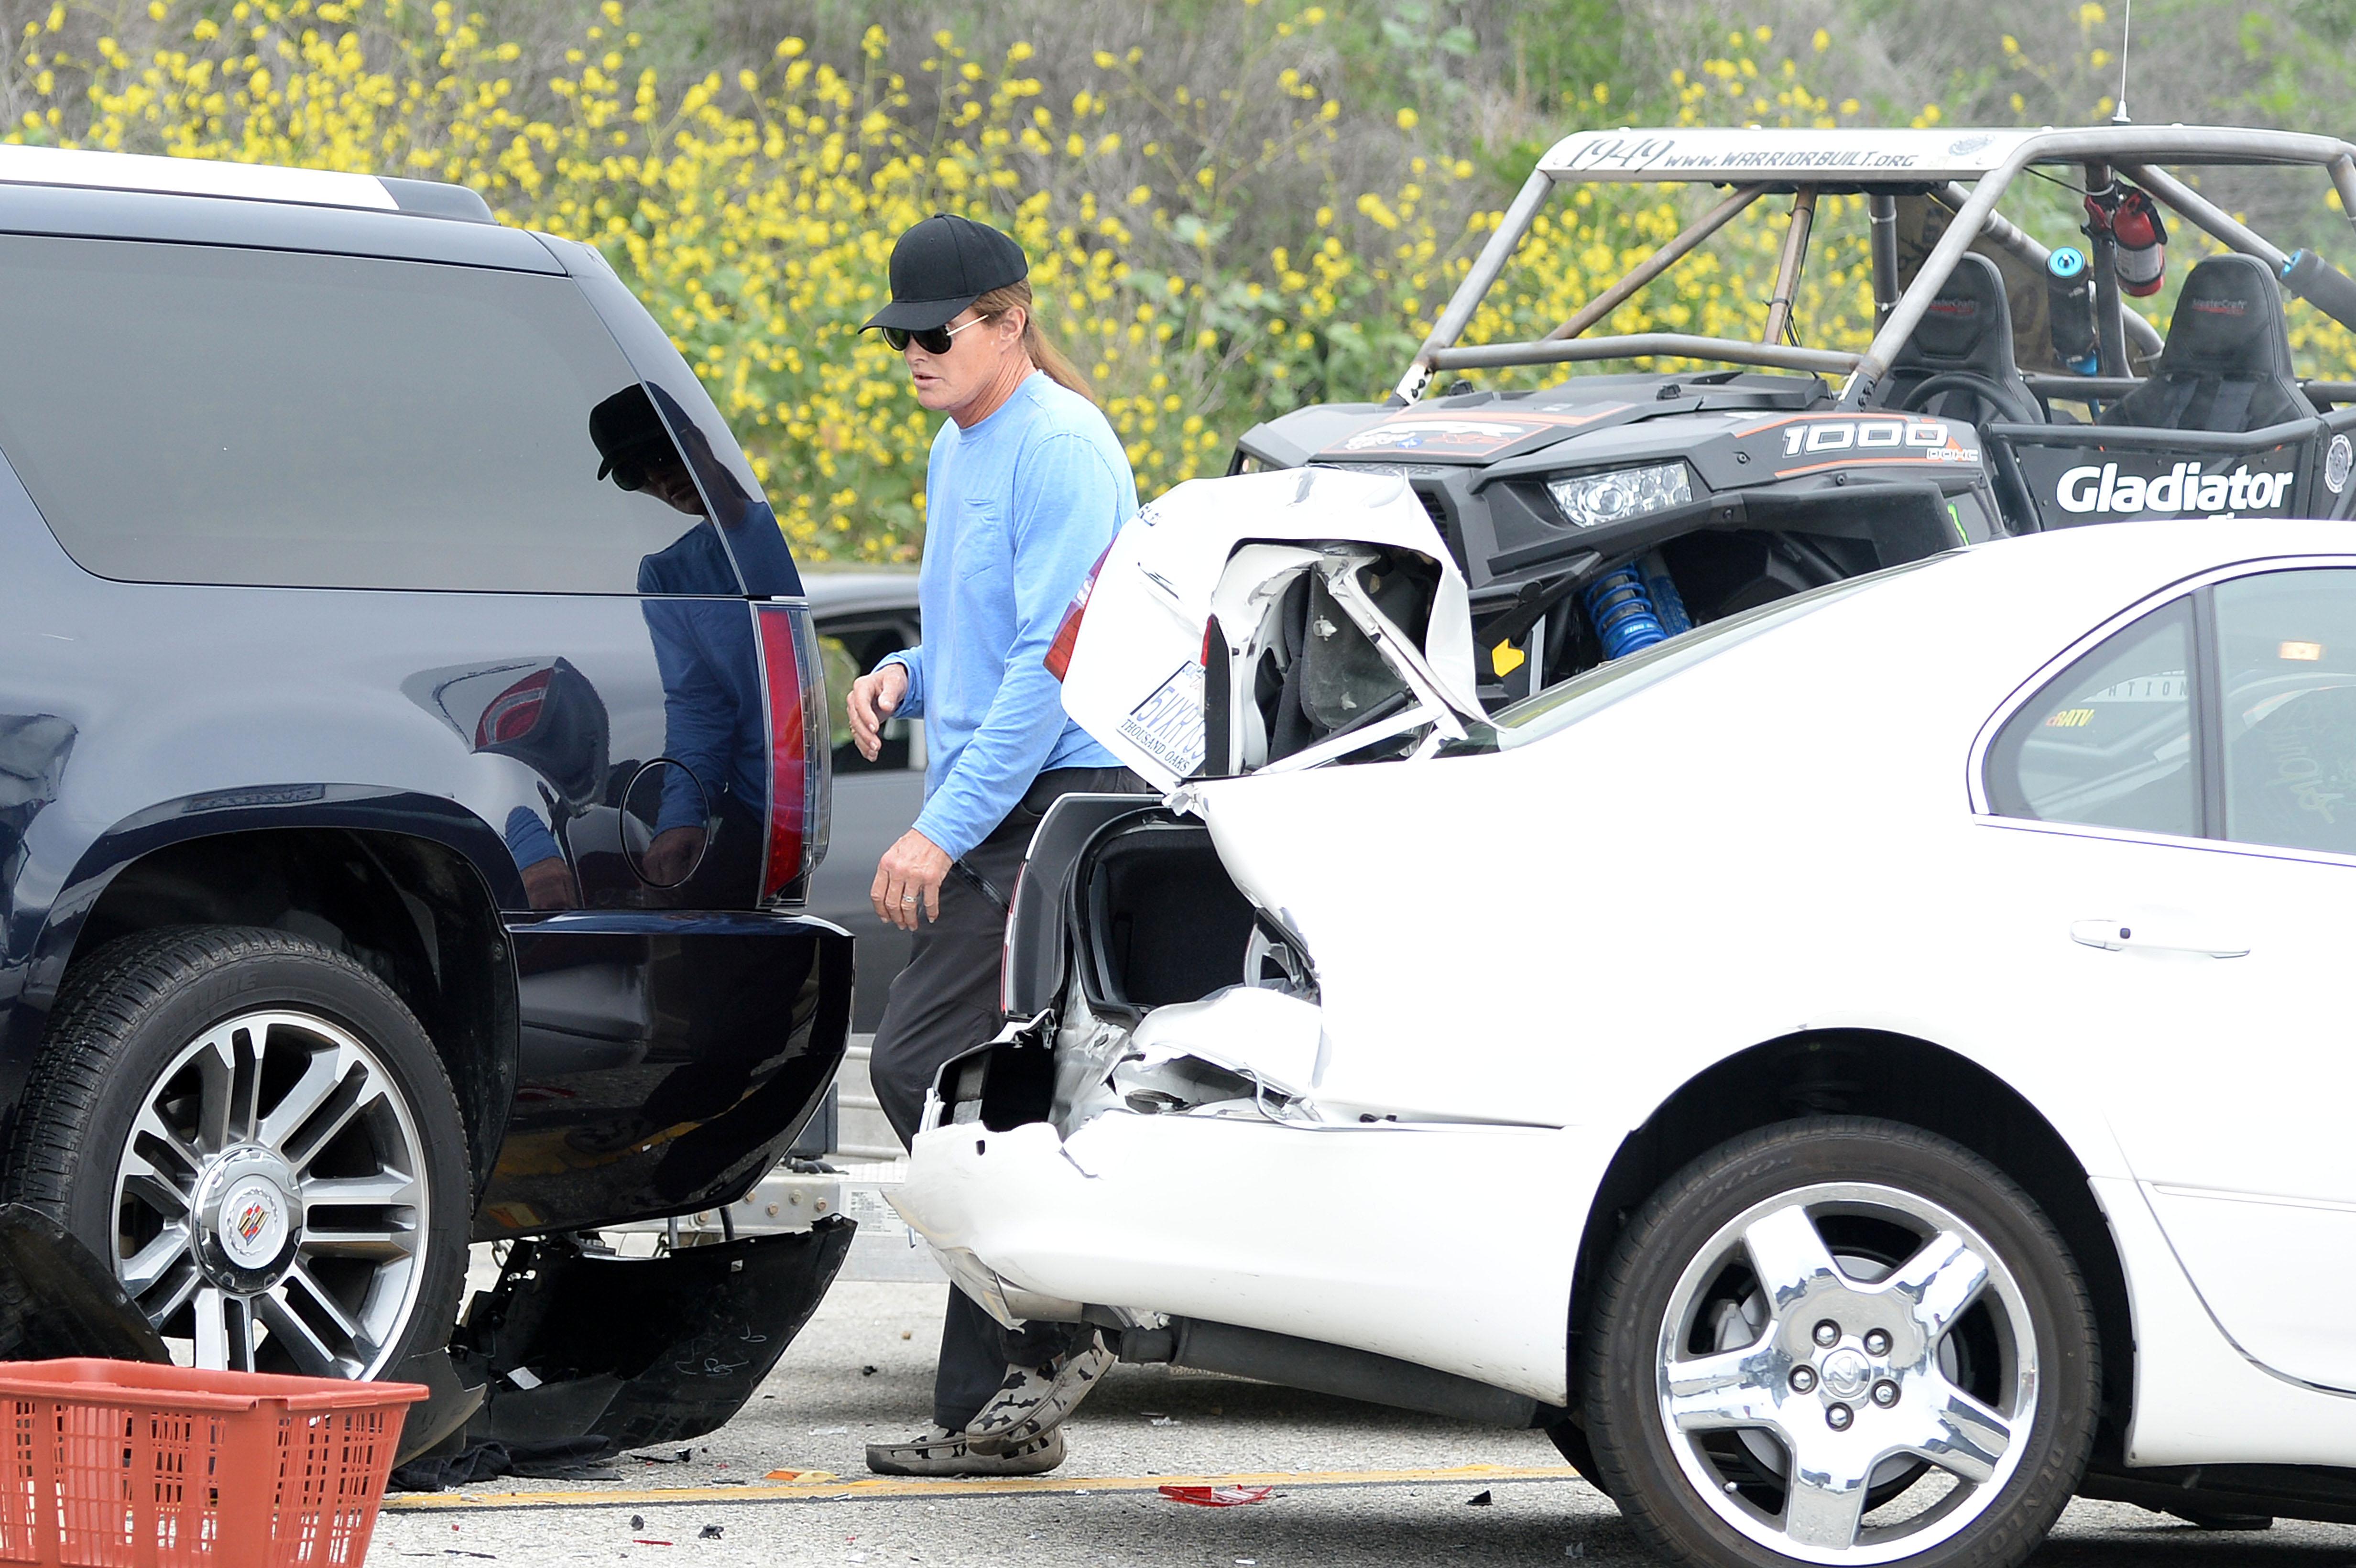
{"left": 864, "top": 1424, "right": 1066, "bottom": 1477}
{"left": 964, "top": 1330, "right": 1116, "bottom": 1456}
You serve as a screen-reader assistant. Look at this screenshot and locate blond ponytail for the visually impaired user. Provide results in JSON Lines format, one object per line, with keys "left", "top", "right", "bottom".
{"left": 974, "top": 279, "right": 1094, "bottom": 404}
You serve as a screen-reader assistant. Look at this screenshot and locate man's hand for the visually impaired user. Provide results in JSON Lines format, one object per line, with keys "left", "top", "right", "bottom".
{"left": 520, "top": 856, "right": 576, "bottom": 910}
{"left": 847, "top": 663, "right": 911, "bottom": 762}
{"left": 642, "top": 824, "right": 706, "bottom": 886}
{"left": 872, "top": 828, "right": 952, "bottom": 931}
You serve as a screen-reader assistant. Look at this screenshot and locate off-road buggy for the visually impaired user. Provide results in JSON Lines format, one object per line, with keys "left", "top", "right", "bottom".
{"left": 1233, "top": 124, "right": 2356, "bottom": 708}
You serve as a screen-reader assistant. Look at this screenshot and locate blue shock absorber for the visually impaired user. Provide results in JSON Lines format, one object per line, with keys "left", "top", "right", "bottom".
{"left": 1582, "top": 564, "right": 1669, "bottom": 660}
{"left": 1642, "top": 550, "right": 1691, "bottom": 637}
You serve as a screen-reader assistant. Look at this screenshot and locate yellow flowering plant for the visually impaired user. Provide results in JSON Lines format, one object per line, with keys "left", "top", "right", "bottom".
{"left": 8, "top": 1, "right": 2352, "bottom": 561}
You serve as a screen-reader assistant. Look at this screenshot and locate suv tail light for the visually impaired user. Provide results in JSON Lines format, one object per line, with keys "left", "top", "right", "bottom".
{"left": 475, "top": 668, "right": 553, "bottom": 748}
{"left": 755, "top": 602, "right": 830, "bottom": 904}
{"left": 1044, "top": 543, "right": 1115, "bottom": 682}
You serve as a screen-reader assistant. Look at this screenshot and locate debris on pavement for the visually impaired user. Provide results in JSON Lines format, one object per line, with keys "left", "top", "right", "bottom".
{"left": 458, "top": 1227, "right": 852, "bottom": 1459}
{"left": 1468, "top": 1490, "right": 1494, "bottom": 1507}
{"left": 1158, "top": 1484, "right": 1274, "bottom": 1507}
{"left": 389, "top": 1436, "right": 615, "bottom": 1491}
{"left": 699, "top": 1524, "right": 724, "bottom": 1539}
{"left": 0, "top": 1204, "right": 171, "bottom": 1363}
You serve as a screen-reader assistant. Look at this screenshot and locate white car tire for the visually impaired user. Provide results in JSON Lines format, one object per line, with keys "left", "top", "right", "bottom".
{"left": 1582, "top": 1117, "right": 2097, "bottom": 1568}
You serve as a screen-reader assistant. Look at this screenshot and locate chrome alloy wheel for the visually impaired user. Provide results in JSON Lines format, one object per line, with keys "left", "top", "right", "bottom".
{"left": 110, "top": 1009, "right": 431, "bottom": 1378}
{"left": 1655, "top": 1182, "right": 2038, "bottom": 1565}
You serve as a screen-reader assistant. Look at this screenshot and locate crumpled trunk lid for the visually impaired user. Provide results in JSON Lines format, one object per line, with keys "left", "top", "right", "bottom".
{"left": 1054, "top": 468, "right": 1483, "bottom": 794}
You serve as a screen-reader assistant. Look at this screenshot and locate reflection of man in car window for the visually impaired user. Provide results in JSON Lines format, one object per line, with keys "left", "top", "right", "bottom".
{"left": 581, "top": 385, "right": 797, "bottom": 1198}
{"left": 589, "top": 384, "right": 767, "bottom": 887}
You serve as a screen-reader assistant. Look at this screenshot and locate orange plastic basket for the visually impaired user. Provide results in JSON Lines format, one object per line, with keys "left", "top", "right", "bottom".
{"left": 0, "top": 1359, "right": 427, "bottom": 1567}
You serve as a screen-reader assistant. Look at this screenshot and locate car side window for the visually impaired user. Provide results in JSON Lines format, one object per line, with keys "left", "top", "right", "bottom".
{"left": 2214, "top": 568, "right": 2356, "bottom": 857}
{"left": 818, "top": 617, "right": 920, "bottom": 775}
{"left": 1986, "top": 599, "right": 2197, "bottom": 838}
{"left": 0, "top": 234, "right": 726, "bottom": 594}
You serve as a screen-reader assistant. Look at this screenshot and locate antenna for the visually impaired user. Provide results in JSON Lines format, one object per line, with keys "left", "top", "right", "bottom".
{"left": 2112, "top": 0, "right": 2134, "bottom": 124}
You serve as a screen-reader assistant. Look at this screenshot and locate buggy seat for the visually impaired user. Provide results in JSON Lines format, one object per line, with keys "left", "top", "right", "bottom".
{"left": 1877, "top": 254, "right": 2043, "bottom": 425}
{"left": 2099, "top": 254, "right": 2313, "bottom": 433}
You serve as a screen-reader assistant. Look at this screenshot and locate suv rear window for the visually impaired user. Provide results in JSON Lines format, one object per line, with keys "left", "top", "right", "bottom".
{"left": 0, "top": 234, "right": 729, "bottom": 594}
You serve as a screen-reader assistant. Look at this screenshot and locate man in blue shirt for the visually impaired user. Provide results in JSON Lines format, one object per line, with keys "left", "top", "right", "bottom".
{"left": 845, "top": 216, "right": 1145, "bottom": 1477}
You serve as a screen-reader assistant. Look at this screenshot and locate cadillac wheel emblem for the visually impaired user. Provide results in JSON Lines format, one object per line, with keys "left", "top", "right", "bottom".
{"left": 211, "top": 1172, "right": 292, "bottom": 1271}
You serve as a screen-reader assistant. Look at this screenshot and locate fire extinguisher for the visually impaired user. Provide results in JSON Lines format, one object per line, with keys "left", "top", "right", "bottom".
{"left": 2086, "top": 185, "right": 2169, "bottom": 297}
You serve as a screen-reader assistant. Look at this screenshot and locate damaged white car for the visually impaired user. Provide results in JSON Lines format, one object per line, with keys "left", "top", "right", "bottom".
{"left": 894, "top": 467, "right": 2356, "bottom": 1566}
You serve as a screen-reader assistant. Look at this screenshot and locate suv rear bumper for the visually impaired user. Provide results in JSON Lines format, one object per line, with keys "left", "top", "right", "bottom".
{"left": 477, "top": 909, "right": 851, "bottom": 1238}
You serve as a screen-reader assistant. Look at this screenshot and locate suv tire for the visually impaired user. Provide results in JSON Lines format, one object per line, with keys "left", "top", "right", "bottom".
{"left": 1582, "top": 1117, "right": 2096, "bottom": 1568}
{"left": 2, "top": 926, "right": 469, "bottom": 1381}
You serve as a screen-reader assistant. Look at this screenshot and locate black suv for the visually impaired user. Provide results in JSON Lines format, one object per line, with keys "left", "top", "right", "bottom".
{"left": 0, "top": 149, "right": 851, "bottom": 1453}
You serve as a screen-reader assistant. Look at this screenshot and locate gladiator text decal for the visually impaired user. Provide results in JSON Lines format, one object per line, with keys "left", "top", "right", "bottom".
{"left": 2055, "top": 461, "right": 2295, "bottom": 516}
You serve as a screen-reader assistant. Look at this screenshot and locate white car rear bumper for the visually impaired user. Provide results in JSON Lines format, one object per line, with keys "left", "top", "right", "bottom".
{"left": 891, "top": 1110, "right": 1606, "bottom": 1405}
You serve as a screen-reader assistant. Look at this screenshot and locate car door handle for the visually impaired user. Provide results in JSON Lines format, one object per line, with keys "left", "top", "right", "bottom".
{"left": 2069, "top": 919, "right": 2251, "bottom": 958}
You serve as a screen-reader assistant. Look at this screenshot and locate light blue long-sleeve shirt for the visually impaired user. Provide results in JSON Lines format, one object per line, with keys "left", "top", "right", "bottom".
{"left": 879, "top": 372, "right": 1134, "bottom": 860}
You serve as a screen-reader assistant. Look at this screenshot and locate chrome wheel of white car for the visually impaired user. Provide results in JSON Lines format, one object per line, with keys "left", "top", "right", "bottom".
{"left": 1585, "top": 1119, "right": 2097, "bottom": 1568}
{"left": 1658, "top": 1183, "right": 2033, "bottom": 1559}
{"left": 1, "top": 927, "right": 469, "bottom": 1383}
{"left": 112, "top": 1008, "right": 430, "bottom": 1377}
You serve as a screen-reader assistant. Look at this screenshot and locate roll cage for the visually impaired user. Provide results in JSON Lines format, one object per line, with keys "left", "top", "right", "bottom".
{"left": 1402, "top": 124, "right": 2356, "bottom": 405}
{"left": 1399, "top": 124, "right": 2356, "bottom": 532}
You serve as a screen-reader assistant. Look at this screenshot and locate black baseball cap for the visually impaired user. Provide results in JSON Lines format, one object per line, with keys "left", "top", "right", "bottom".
{"left": 862, "top": 214, "right": 1029, "bottom": 334}
{"left": 588, "top": 384, "right": 676, "bottom": 483}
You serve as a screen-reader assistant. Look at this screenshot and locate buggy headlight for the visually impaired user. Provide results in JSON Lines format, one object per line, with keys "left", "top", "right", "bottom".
{"left": 1546, "top": 463, "right": 1693, "bottom": 529}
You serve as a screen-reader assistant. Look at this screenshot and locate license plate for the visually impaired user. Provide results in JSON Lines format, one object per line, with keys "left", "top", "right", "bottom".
{"left": 1117, "top": 661, "right": 1206, "bottom": 777}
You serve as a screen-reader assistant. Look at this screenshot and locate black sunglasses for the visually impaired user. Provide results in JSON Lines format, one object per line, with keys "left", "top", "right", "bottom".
{"left": 883, "top": 316, "right": 984, "bottom": 356}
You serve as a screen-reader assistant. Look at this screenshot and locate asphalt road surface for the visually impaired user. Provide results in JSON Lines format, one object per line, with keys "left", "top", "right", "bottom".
{"left": 371, "top": 1282, "right": 2356, "bottom": 1567}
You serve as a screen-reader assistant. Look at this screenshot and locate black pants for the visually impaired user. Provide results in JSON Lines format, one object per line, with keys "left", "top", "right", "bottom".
{"left": 869, "top": 765, "right": 1148, "bottom": 1430}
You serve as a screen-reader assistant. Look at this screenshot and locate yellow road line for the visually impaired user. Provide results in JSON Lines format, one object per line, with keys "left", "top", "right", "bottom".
{"left": 385, "top": 1462, "right": 1582, "bottom": 1512}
